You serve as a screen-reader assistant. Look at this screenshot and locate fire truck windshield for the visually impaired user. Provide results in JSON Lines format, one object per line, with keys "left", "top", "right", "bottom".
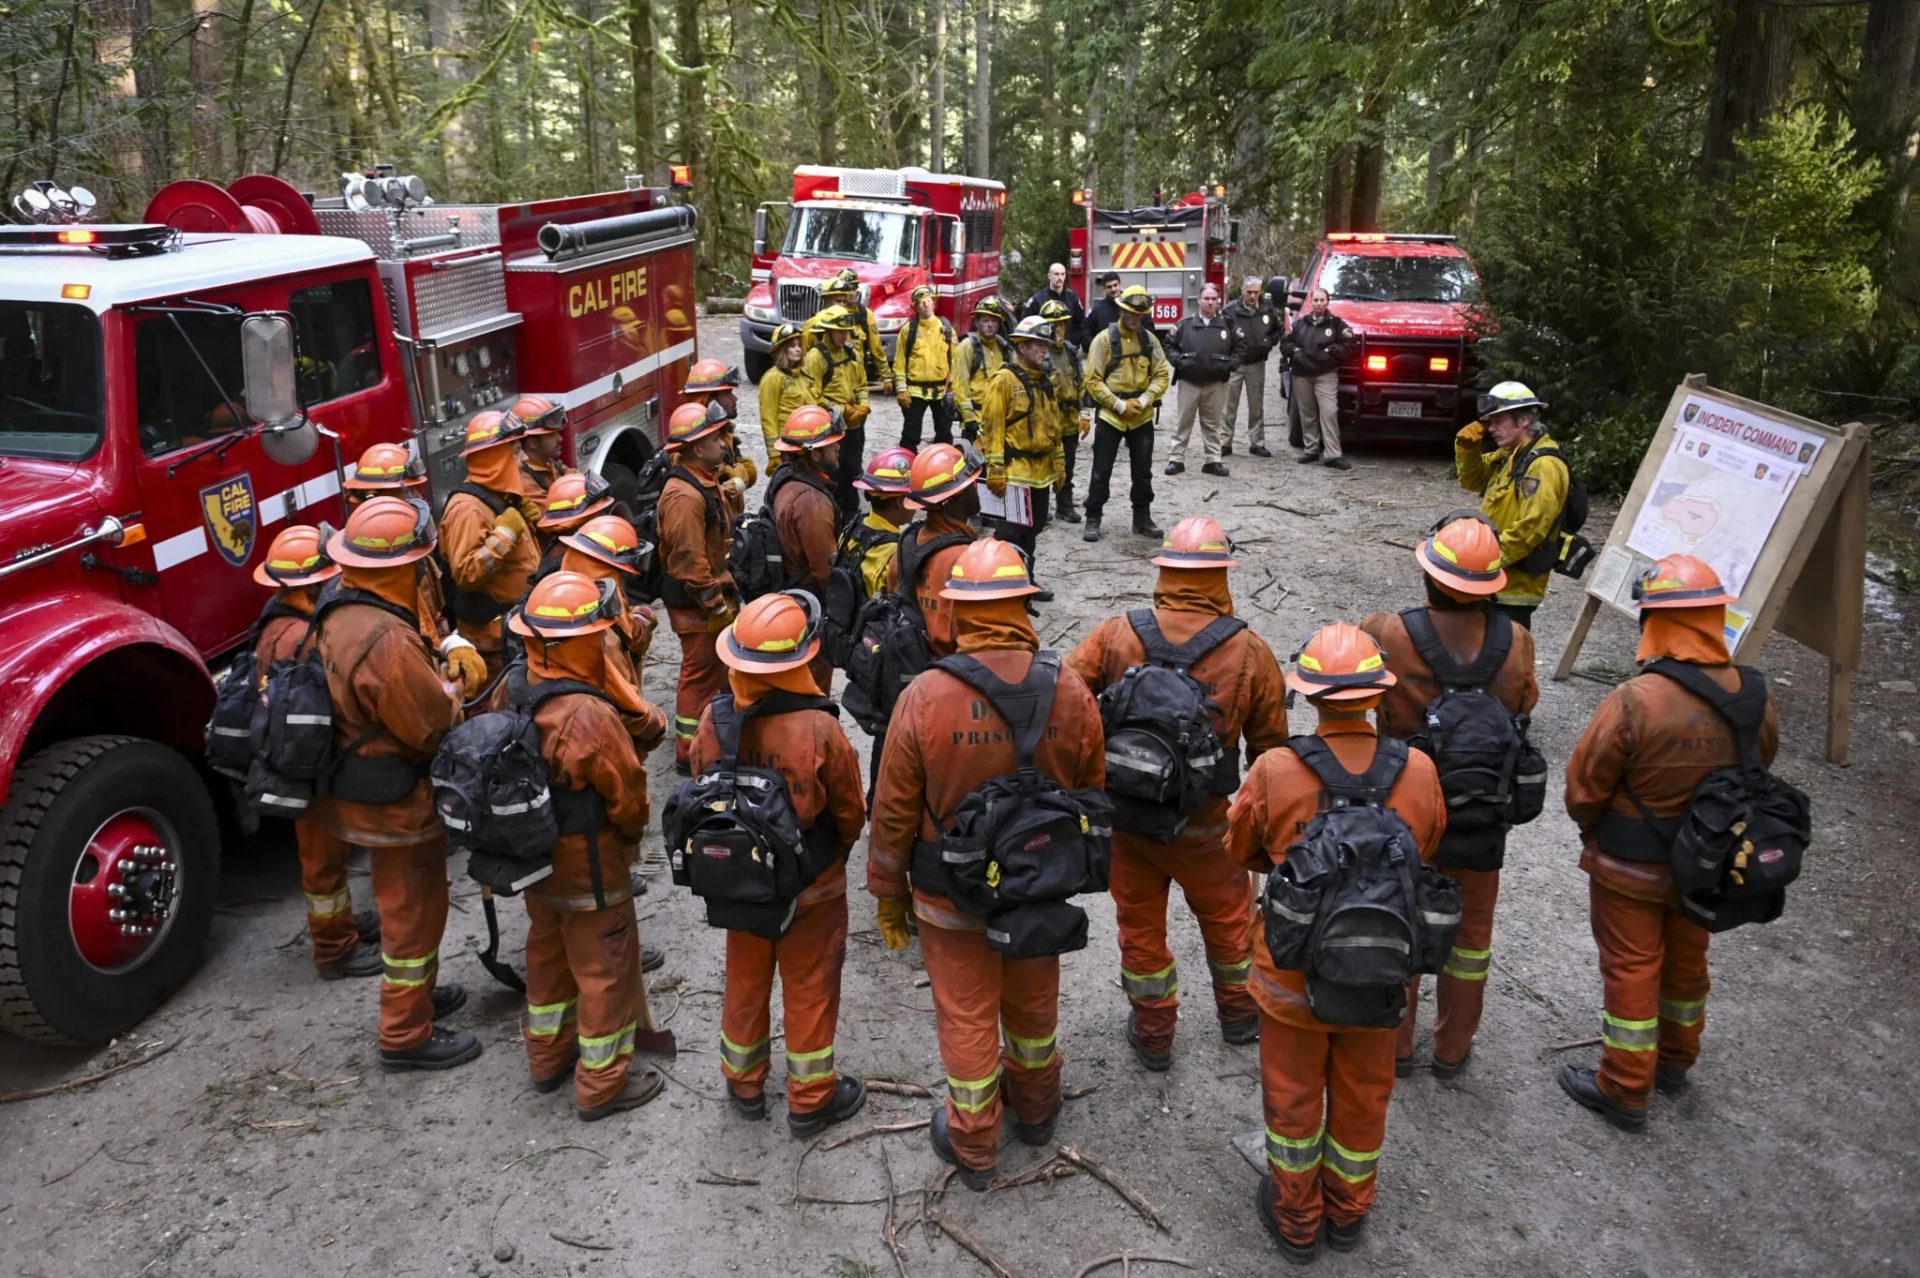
{"left": 783, "top": 206, "right": 920, "bottom": 266}
{"left": 0, "top": 302, "right": 103, "bottom": 459}
{"left": 1321, "top": 253, "right": 1479, "bottom": 304}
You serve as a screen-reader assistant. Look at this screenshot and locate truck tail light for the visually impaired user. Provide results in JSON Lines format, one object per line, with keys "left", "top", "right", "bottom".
{"left": 1366, "top": 354, "right": 1388, "bottom": 373}
{"left": 61, "top": 283, "right": 92, "bottom": 299}
{"left": 1429, "top": 356, "right": 1450, "bottom": 372}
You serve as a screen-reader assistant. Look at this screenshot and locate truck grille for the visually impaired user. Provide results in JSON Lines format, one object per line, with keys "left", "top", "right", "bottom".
{"left": 1343, "top": 336, "right": 1473, "bottom": 385}
{"left": 779, "top": 282, "right": 822, "bottom": 322}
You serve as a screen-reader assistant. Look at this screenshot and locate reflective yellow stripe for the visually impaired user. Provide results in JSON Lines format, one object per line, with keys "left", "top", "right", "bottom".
{"left": 675, "top": 715, "right": 700, "bottom": 739}
{"left": 785, "top": 1043, "right": 836, "bottom": 1082}
{"left": 1265, "top": 1127, "right": 1322, "bottom": 1174}
{"left": 1208, "top": 955, "right": 1252, "bottom": 987}
{"left": 1120, "top": 962, "right": 1179, "bottom": 1003}
{"left": 579, "top": 1021, "right": 637, "bottom": 1069}
{"left": 1002, "top": 1029, "right": 1057, "bottom": 1071}
{"left": 525, "top": 999, "right": 577, "bottom": 1038}
{"left": 305, "top": 890, "right": 350, "bottom": 917}
{"left": 946, "top": 1070, "right": 1001, "bottom": 1112}
{"left": 1441, "top": 945, "right": 1492, "bottom": 981}
{"left": 719, "top": 1032, "right": 771, "bottom": 1074}
{"left": 1603, "top": 1011, "right": 1659, "bottom": 1051}
{"left": 1659, "top": 995, "right": 1706, "bottom": 1027}
{"left": 382, "top": 949, "right": 437, "bottom": 987}
{"left": 1322, "top": 1135, "right": 1381, "bottom": 1184}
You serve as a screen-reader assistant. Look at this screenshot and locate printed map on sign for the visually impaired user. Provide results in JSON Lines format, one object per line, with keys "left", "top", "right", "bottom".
{"left": 1625, "top": 423, "right": 1797, "bottom": 600}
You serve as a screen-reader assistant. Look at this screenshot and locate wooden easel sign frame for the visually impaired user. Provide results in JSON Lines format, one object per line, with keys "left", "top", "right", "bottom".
{"left": 1554, "top": 374, "right": 1868, "bottom": 763}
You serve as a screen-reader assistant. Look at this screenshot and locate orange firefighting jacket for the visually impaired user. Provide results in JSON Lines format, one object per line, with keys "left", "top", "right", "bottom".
{"left": 772, "top": 463, "right": 840, "bottom": 595}
{"left": 658, "top": 462, "right": 738, "bottom": 633}
{"left": 1360, "top": 605, "right": 1539, "bottom": 740}
{"left": 441, "top": 487, "right": 541, "bottom": 653}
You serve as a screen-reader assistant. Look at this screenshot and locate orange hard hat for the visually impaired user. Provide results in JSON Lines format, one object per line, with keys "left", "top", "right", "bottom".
{"left": 1284, "top": 622, "right": 1398, "bottom": 702}
{"left": 666, "top": 399, "right": 728, "bottom": 447}
{"left": 461, "top": 409, "right": 523, "bottom": 457}
{"left": 1632, "top": 553, "right": 1737, "bottom": 609}
{"left": 560, "top": 514, "right": 653, "bottom": 576}
{"left": 777, "top": 404, "right": 845, "bottom": 452}
{"left": 939, "top": 537, "right": 1038, "bottom": 601}
{"left": 537, "top": 471, "right": 616, "bottom": 530}
{"left": 1416, "top": 512, "right": 1507, "bottom": 596}
{"left": 907, "top": 442, "right": 984, "bottom": 507}
{"left": 326, "top": 495, "right": 437, "bottom": 570}
{"left": 682, "top": 359, "right": 742, "bottom": 395}
{"left": 253, "top": 524, "right": 340, "bottom": 588}
{"left": 508, "top": 394, "right": 564, "bottom": 435}
{"left": 508, "top": 570, "right": 622, "bottom": 640}
{"left": 344, "top": 442, "right": 425, "bottom": 491}
{"left": 1150, "top": 516, "right": 1239, "bottom": 569}
{"left": 856, "top": 446, "right": 916, "bottom": 495}
{"left": 719, "top": 590, "right": 822, "bottom": 673}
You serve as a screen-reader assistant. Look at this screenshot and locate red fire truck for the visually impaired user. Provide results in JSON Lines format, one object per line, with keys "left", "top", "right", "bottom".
{"left": 0, "top": 170, "right": 698, "bottom": 1044}
{"left": 739, "top": 165, "right": 1006, "bottom": 381}
{"left": 1066, "top": 187, "right": 1238, "bottom": 326}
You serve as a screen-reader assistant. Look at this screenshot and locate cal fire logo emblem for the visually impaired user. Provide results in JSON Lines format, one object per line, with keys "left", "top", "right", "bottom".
{"left": 200, "top": 473, "right": 256, "bottom": 567}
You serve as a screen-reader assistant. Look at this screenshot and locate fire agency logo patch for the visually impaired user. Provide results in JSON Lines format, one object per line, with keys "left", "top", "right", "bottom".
{"left": 200, "top": 474, "right": 257, "bottom": 567}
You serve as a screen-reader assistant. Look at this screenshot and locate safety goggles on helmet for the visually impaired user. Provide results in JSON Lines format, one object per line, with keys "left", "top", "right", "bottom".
{"left": 907, "top": 443, "right": 987, "bottom": 507}
{"left": 508, "top": 394, "right": 565, "bottom": 435}
{"left": 856, "top": 446, "right": 916, "bottom": 495}
{"left": 666, "top": 399, "right": 730, "bottom": 447}
{"left": 560, "top": 515, "right": 653, "bottom": 576}
{"left": 1476, "top": 380, "right": 1547, "bottom": 419}
{"left": 821, "top": 268, "right": 861, "bottom": 296}
{"left": 719, "top": 589, "right": 823, "bottom": 673}
{"left": 683, "top": 360, "right": 743, "bottom": 396}
{"left": 971, "top": 297, "right": 1009, "bottom": 322}
{"left": 254, "top": 525, "right": 341, "bottom": 588}
{"left": 344, "top": 444, "right": 426, "bottom": 491}
{"left": 770, "top": 321, "right": 805, "bottom": 351}
{"left": 1630, "top": 554, "right": 1738, "bottom": 609}
{"left": 1117, "top": 285, "right": 1153, "bottom": 314}
{"left": 328, "top": 496, "right": 438, "bottom": 569}
{"left": 1010, "top": 315, "right": 1054, "bottom": 345}
{"left": 508, "top": 571, "right": 624, "bottom": 640}
{"left": 911, "top": 284, "right": 936, "bottom": 305}
{"left": 537, "top": 470, "right": 615, "bottom": 529}
{"left": 461, "top": 409, "right": 528, "bottom": 457}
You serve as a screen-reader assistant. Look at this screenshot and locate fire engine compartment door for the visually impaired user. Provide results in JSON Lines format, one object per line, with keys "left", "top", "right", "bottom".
{"left": 1097, "top": 207, "right": 1206, "bottom": 325}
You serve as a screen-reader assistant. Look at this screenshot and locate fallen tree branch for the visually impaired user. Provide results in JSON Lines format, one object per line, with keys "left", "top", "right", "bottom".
{"left": 695, "top": 1169, "right": 760, "bottom": 1187}
{"left": 498, "top": 1143, "right": 609, "bottom": 1173}
{"left": 927, "top": 1211, "right": 1023, "bottom": 1278}
{"left": 1544, "top": 1036, "right": 1603, "bottom": 1053}
{"left": 0, "top": 1038, "right": 180, "bottom": 1104}
{"left": 1074, "top": 1253, "right": 1198, "bottom": 1278}
{"left": 823, "top": 1117, "right": 931, "bottom": 1152}
{"left": 865, "top": 1078, "right": 933, "bottom": 1097}
{"left": 1057, "top": 1146, "right": 1172, "bottom": 1234}
{"left": 548, "top": 1231, "right": 613, "bottom": 1251}
{"left": 986, "top": 1157, "right": 1075, "bottom": 1192}
{"left": 880, "top": 1144, "right": 910, "bottom": 1278}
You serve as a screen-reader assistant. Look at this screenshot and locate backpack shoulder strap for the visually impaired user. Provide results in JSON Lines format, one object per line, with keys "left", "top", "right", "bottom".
{"left": 1644, "top": 658, "right": 1770, "bottom": 769}
{"left": 896, "top": 528, "right": 970, "bottom": 599}
{"left": 709, "top": 694, "right": 744, "bottom": 771}
{"left": 668, "top": 465, "right": 724, "bottom": 525}
{"left": 1511, "top": 444, "right": 1569, "bottom": 481}
{"left": 313, "top": 585, "right": 419, "bottom": 632}
{"left": 931, "top": 650, "right": 1061, "bottom": 768}
{"left": 1291, "top": 733, "right": 1405, "bottom": 807}
{"left": 1400, "top": 606, "right": 1510, "bottom": 689}
{"left": 1126, "top": 609, "right": 1247, "bottom": 671}
{"left": 452, "top": 482, "right": 509, "bottom": 517}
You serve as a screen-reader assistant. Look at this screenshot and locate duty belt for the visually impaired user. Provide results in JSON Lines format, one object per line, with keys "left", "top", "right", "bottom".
{"left": 1595, "top": 810, "right": 1673, "bottom": 863}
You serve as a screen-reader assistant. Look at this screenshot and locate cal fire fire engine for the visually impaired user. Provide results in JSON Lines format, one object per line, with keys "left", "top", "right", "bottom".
{"left": 0, "top": 170, "right": 699, "bottom": 1044}
{"left": 739, "top": 165, "right": 1006, "bottom": 381}
{"left": 1067, "top": 186, "right": 1238, "bottom": 325}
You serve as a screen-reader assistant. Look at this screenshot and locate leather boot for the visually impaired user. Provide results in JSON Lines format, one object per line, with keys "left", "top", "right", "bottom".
{"left": 1057, "top": 490, "right": 1081, "bottom": 524}
{"left": 429, "top": 982, "right": 467, "bottom": 1019}
{"left": 1558, "top": 1064, "right": 1648, "bottom": 1132}
{"left": 788, "top": 1075, "right": 868, "bottom": 1138}
{"left": 577, "top": 1066, "right": 665, "bottom": 1122}
{"left": 1132, "top": 513, "right": 1165, "bottom": 539}
{"left": 317, "top": 938, "right": 383, "bottom": 981}
{"left": 1257, "top": 1175, "right": 1320, "bottom": 1265}
{"left": 930, "top": 1105, "right": 994, "bottom": 1191}
{"left": 1082, "top": 517, "right": 1102, "bottom": 543}
{"left": 1012, "top": 1099, "right": 1061, "bottom": 1147}
{"left": 379, "top": 1026, "right": 483, "bottom": 1072}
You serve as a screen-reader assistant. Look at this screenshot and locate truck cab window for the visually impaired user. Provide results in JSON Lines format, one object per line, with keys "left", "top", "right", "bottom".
{"left": 135, "top": 312, "right": 247, "bottom": 456}
{"left": 290, "top": 278, "right": 383, "bottom": 404}
{"left": 0, "top": 303, "right": 103, "bottom": 459}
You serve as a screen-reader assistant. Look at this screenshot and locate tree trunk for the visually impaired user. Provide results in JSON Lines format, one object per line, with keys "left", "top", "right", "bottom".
{"left": 227, "top": 0, "right": 255, "bottom": 171}
{"left": 1349, "top": 142, "right": 1383, "bottom": 232}
{"left": 1083, "top": 65, "right": 1101, "bottom": 193}
{"left": 928, "top": 0, "right": 945, "bottom": 170}
{"left": 972, "top": 0, "right": 989, "bottom": 177}
{"left": 1120, "top": 47, "right": 1136, "bottom": 203}
{"left": 1039, "top": 16, "right": 1057, "bottom": 176}
{"left": 189, "top": 0, "right": 222, "bottom": 174}
{"left": 1323, "top": 144, "right": 1353, "bottom": 234}
{"left": 675, "top": 0, "right": 707, "bottom": 284}
{"left": 627, "top": 0, "right": 655, "bottom": 176}
{"left": 1701, "top": 0, "right": 1794, "bottom": 184}
{"left": 93, "top": 0, "right": 144, "bottom": 197}
{"left": 814, "top": 0, "right": 835, "bottom": 164}
{"left": 1855, "top": 0, "right": 1920, "bottom": 153}
{"left": 1426, "top": 136, "right": 1453, "bottom": 212}
{"left": 428, "top": 0, "right": 468, "bottom": 188}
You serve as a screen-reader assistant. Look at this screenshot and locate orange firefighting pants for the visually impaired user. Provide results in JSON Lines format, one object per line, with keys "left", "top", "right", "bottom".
{"left": 296, "top": 816, "right": 359, "bottom": 969}
{"left": 1259, "top": 1013, "right": 1396, "bottom": 1245}
{"left": 1589, "top": 879, "right": 1710, "bottom": 1108}
{"left": 1111, "top": 830, "right": 1257, "bottom": 1053}
{"left": 719, "top": 893, "right": 848, "bottom": 1113}
{"left": 922, "top": 918, "right": 1063, "bottom": 1171}
{"left": 1396, "top": 867, "right": 1498, "bottom": 1066}
{"left": 524, "top": 892, "right": 647, "bottom": 1109}
{"left": 371, "top": 837, "right": 449, "bottom": 1052}
{"left": 674, "top": 630, "right": 728, "bottom": 766}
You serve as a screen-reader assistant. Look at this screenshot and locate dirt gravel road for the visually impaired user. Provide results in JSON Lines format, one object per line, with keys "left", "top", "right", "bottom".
{"left": 3, "top": 314, "right": 1917, "bottom": 1277}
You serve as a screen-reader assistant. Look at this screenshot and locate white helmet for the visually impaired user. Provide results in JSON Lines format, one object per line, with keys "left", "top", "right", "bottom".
{"left": 1477, "top": 381, "right": 1547, "bottom": 418}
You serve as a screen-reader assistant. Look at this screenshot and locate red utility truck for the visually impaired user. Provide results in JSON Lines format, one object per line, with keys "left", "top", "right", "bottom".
{"left": 740, "top": 165, "right": 1005, "bottom": 381}
{"left": 1284, "top": 232, "right": 1484, "bottom": 444}
{"left": 1067, "top": 187, "right": 1238, "bottom": 326}
{"left": 0, "top": 170, "right": 698, "bottom": 1044}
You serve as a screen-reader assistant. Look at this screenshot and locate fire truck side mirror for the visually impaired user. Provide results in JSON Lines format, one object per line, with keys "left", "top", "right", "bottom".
{"left": 753, "top": 207, "right": 768, "bottom": 256}
{"left": 949, "top": 220, "right": 966, "bottom": 258}
{"left": 242, "top": 314, "right": 304, "bottom": 432}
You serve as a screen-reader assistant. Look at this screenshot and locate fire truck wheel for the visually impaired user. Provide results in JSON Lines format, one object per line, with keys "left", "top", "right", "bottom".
{"left": 742, "top": 349, "right": 771, "bottom": 384}
{"left": 601, "top": 461, "right": 642, "bottom": 512}
{"left": 0, "top": 736, "right": 221, "bottom": 1045}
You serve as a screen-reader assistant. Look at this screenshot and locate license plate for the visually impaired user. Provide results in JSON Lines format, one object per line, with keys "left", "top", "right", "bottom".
{"left": 1386, "top": 401, "right": 1422, "bottom": 419}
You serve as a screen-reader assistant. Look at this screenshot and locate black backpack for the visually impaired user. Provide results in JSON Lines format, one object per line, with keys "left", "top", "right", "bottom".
{"left": 822, "top": 518, "right": 898, "bottom": 669}
{"left": 841, "top": 527, "right": 971, "bottom": 736}
{"left": 431, "top": 665, "right": 618, "bottom": 899}
{"left": 206, "top": 598, "right": 306, "bottom": 781}
{"left": 1400, "top": 608, "right": 1547, "bottom": 871}
{"left": 1097, "top": 610, "right": 1246, "bottom": 845}
{"left": 1261, "top": 736, "right": 1463, "bottom": 1027}
{"left": 1510, "top": 444, "right": 1594, "bottom": 579}
{"left": 913, "top": 652, "right": 1115, "bottom": 958}
{"left": 661, "top": 691, "right": 845, "bottom": 939}
{"left": 1625, "top": 659, "right": 1809, "bottom": 933}
{"left": 621, "top": 449, "right": 681, "bottom": 603}
{"left": 730, "top": 466, "right": 832, "bottom": 602}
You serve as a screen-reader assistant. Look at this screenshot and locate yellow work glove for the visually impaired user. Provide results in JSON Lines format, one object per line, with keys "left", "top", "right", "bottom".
{"left": 897, "top": 391, "right": 912, "bottom": 410}
{"left": 733, "top": 454, "right": 759, "bottom": 489}
{"left": 494, "top": 506, "right": 528, "bottom": 542}
{"left": 876, "top": 897, "right": 913, "bottom": 950}
{"left": 881, "top": 377, "right": 897, "bottom": 397}
{"left": 1053, "top": 458, "right": 1067, "bottom": 488}
{"left": 1457, "top": 418, "right": 1486, "bottom": 444}
{"left": 1079, "top": 412, "right": 1093, "bottom": 439}
{"left": 513, "top": 495, "right": 546, "bottom": 527}
{"left": 985, "top": 464, "right": 1007, "bottom": 498}
{"left": 440, "top": 637, "right": 488, "bottom": 698}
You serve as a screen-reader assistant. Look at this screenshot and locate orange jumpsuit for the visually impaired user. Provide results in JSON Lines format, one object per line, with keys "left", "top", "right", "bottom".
{"left": 312, "top": 567, "right": 463, "bottom": 1052}
{"left": 441, "top": 456, "right": 541, "bottom": 672}
{"left": 771, "top": 463, "right": 840, "bottom": 694}
{"left": 883, "top": 510, "right": 979, "bottom": 659}
{"left": 869, "top": 599, "right": 1105, "bottom": 1172}
{"left": 1066, "top": 568, "right": 1289, "bottom": 1052}
{"left": 692, "top": 667, "right": 867, "bottom": 1114}
{"left": 257, "top": 598, "right": 359, "bottom": 970}
{"left": 522, "top": 640, "right": 659, "bottom": 1108}
{"left": 1564, "top": 607, "right": 1779, "bottom": 1109}
{"left": 658, "top": 462, "right": 739, "bottom": 765}
{"left": 1228, "top": 717, "right": 1445, "bottom": 1245}
{"left": 517, "top": 450, "right": 570, "bottom": 518}
{"left": 1361, "top": 604, "right": 1537, "bottom": 1067}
